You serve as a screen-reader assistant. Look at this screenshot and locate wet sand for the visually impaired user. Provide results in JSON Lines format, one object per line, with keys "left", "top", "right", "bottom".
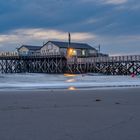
{"left": 0, "top": 88, "right": 140, "bottom": 140}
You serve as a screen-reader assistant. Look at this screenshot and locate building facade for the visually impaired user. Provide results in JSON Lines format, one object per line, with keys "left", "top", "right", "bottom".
{"left": 17, "top": 41, "right": 107, "bottom": 57}
{"left": 18, "top": 45, "right": 42, "bottom": 56}
{"left": 40, "top": 41, "right": 98, "bottom": 57}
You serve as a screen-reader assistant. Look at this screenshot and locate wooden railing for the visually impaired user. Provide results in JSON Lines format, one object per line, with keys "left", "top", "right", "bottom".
{"left": 78, "top": 55, "right": 140, "bottom": 63}
{"left": 0, "top": 52, "right": 140, "bottom": 63}
{"left": 0, "top": 52, "right": 65, "bottom": 58}
{"left": 66, "top": 55, "right": 140, "bottom": 64}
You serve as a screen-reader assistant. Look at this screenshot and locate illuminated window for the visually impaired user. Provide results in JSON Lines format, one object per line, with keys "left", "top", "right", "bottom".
{"left": 82, "top": 50, "right": 86, "bottom": 56}
{"left": 67, "top": 48, "right": 77, "bottom": 57}
{"left": 73, "top": 50, "right": 77, "bottom": 55}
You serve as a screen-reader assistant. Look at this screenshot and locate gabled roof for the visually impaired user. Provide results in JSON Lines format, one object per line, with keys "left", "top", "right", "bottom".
{"left": 45, "top": 41, "right": 96, "bottom": 50}
{"left": 18, "top": 45, "right": 42, "bottom": 50}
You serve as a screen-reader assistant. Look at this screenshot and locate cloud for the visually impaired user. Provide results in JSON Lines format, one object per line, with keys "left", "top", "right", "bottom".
{"left": 1, "top": 28, "right": 140, "bottom": 55}
{"left": 0, "top": 0, "right": 140, "bottom": 54}
{"left": 81, "top": 0, "right": 128, "bottom": 5}
{"left": 0, "top": 28, "right": 96, "bottom": 42}
{"left": 95, "top": 34, "right": 140, "bottom": 55}
{"left": 102, "top": 0, "right": 128, "bottom": 5}
{"left": 0, "top": 28, "right": 96, "bottom": 51}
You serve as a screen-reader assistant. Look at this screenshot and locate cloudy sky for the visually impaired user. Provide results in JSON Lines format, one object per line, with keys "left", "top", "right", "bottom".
{"left": 0, "top": 0, "right": 140, "bottom": 55}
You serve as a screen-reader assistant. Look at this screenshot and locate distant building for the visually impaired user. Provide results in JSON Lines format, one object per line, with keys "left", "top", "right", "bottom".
{"left": 17, "top": 41, "right": 108, "bottom": 57}
{"left": 40, "top": 41, "right": 98, "bottom": 57}
{"left": 18, "top": 45, "right": 42, "bottom": 56}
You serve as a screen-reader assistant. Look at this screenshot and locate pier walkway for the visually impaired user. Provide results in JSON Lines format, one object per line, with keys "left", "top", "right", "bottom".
{"left": 0, "top": 54, "right": 140, "bottom": 75}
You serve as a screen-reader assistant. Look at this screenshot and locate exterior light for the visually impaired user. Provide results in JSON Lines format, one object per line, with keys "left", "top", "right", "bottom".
{"left": 67, "top": 48, "right": 77, "bottom": 57}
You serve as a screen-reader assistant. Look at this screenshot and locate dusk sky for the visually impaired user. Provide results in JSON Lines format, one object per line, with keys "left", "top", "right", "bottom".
{"left": 0, "top": 0, "right": 140, "bottom": 55}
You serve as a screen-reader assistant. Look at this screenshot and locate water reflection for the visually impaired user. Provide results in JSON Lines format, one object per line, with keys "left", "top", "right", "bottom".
{"left": 68, "top": 86, "right": 77, "bottom": 90}
{"left": 66, "top": 79, "right": 76, "bottom": 83}
{"left": 64, "top": 74, "right": 77, "bottom": 77}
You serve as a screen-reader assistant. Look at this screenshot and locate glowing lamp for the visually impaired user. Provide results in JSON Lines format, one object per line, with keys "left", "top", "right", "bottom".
{"left": 67, "top": 48, "right": 77, "bottom": 57}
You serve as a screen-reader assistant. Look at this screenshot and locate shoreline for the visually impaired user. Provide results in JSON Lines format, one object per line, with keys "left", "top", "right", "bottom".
{"left": 0, "top": 86, "right": 140, "bottom": 93}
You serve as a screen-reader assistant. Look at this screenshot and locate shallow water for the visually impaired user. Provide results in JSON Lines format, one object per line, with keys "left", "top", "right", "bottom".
{"left": 0, "top": 73, "right": 140, "bottom": 91}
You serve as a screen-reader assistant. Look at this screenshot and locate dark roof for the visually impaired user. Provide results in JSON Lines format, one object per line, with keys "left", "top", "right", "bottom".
{"left": 47, "top": 41, "right": 96, "bottom": 50}
{"left": 19, "top": 45, "right": 42, "bottom": 50}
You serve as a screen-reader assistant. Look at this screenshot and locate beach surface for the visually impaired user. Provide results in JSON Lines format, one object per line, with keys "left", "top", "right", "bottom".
{"left": 0, "top": 88, "right": 140, "bottom": 140}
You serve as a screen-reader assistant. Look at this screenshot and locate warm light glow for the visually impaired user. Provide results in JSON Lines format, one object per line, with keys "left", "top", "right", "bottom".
{"left": 64, "top": 74, "right": 77, "bottom": 77}
{"left": 73, "top": 50, "right": 77, "bottom": 55}
{"left": 68, "top": 86, "right": 77, "bottom": 90}
{"left": 66, "top": 79, "right": 76, "bottom": 82}
{"left": 67, "top": 48, "right": 77, "bottom": 57}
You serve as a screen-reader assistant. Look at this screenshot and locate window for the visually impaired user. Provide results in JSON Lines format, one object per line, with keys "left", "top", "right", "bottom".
{"left": 82, "top": 50, "right": 86, "bottom": 56}
{"left": 73, "top": 50, "right": 77, "bottom": 56}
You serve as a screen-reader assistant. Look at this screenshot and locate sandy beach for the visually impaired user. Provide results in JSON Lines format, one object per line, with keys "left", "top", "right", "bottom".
{"left": 0, "top": 88, "right": 140, "bottom": 140}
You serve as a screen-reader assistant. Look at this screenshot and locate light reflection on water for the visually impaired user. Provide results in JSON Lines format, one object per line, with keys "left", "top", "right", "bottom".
{"left": 66, "top": 79, "right": 76, "bottom": 83}
{"left": 68, "top": 86, "right": 77, "bottom": 91}
{"left": 64, "top": 74, "right": 77, "bottom": 77}
{"left": 65, "top": 74, "right": 77, "bottom": 87}
{"left": 0, "top": 73, "right": 140, "bottom": 91}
